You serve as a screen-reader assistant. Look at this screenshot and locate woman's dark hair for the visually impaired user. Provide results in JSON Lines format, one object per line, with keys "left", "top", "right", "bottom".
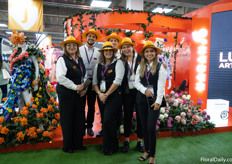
{"left": 0, "top": 53, "right": 3, "bottom": 69}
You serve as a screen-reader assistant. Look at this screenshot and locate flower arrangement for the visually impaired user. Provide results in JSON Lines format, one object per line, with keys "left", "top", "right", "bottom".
{"left": 0, "top": 71, "right": 59, "bottom": 149}
{"left": 157, "top": 91, "right": 215, "bottom": 133}
{"left": 0, "top": 32, "right": 60, "bottom": 149}
{"left": 120, "top": 91, "right": 215, "bottom": 136}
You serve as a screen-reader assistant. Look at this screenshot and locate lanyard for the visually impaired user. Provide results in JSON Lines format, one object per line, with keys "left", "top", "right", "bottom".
{"left": 72, "top": 58, "right": 84, "bottom": 77}
{"left": 84, "top": 46, "right": 94, "bottom": 64}
{"left": 127, "top": 53, "right": 135, "bottom": 76}
{"left": 101, "top": 64, "right": 111, "bottom": 79}
{"left": 145, "top": 65, "right": 151, "bottom": 85}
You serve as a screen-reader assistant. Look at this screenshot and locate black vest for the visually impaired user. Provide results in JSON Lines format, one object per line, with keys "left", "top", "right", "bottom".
{"left": 122, "top": 54, "right": 141, "bottom": 94}
{"left": 140, "top": 63, "right": 166, "bottom": 107}
{"left": 97, "top": 60, "right": 121, "bottom": 92}
{"left": 57, "top": 55, "right": 86, "bottom": 95}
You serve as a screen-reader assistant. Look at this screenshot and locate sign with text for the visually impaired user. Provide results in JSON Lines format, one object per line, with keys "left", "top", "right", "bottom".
{"left": 208, "top": 10, "right": 232, "bottom": 106}
{"left": 8, "top": 0, "right": 43, "bottom": 32}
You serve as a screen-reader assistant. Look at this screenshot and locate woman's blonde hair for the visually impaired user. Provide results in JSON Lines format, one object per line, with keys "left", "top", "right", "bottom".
{"left": 139, "top": 49, "right": 158, "bottom": 78}
{"left": 63, "top": 43, "right": 81, "bottom": 59}
{"left": 99, "top": 49, "right": 116, "bottom": 64}
{"left": 120, "top": 45, "right": 136, "bottom": 65}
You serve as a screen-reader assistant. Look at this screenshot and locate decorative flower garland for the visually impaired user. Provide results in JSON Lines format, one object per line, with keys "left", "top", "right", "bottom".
{"left": 9, "top": 51, "right": 29, "bottom": 71}
{"left": 65, "top": 9, "right": 191, "bottom": 41}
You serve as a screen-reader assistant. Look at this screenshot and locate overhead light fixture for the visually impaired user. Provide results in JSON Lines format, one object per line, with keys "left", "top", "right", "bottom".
{"left": 0, "top": 24, "right": 8, "bottom": 27}
{"left": 90, "top": 0, "right": 112, "bottom": 8}
{"left": 152, "top": 7, "right": 173, "bottom": 13}
{"left": 6, "top": 31, "right": 12, "bottom": 34}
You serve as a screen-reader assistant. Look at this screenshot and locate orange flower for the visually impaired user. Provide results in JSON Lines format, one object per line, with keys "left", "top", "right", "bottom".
{"left": 22, "top": 107, "right": 28, "bottom": 111}
{"left": 0, "top": 137, "right": 5, "bottom": 144}
{"left": 40, "top": 108, "right": 48, "bottom": 113}
{"left": 13, "top": 117, "right": 20, "bottom": 123}
{"left": 47, "top": 105, "right": 54, "bottom": 112}
{"left": 1, "top": 127, "right": 9, "bottom": 135}
{"left": 49, "top": 126, "right": 54, "bottom": 131}
{"left": 36, "top": 113, "right": 43, "bottom": 118}
{"left": 20, "top": 110, "right": 29, "bottom": 115}
{"left": 55, "top": 113, "right": 60, "bottom": 120}
{"left": 49, "top": 132, "right": 54, "bottom": 138}
{"left": 17, "top": 132, "right": 25, "bottom": 141}
{"left": 26, "top": 102, "right": 30, "bottom": 107}
{"left": 9, "top": 31, "right": 25, "bottom": 46}
{"left": 2, "top": 97, "right": 7, "bottom": 102}
{"left": 0, "top": 117, "right": 4, "bottom": 124}
{"left": 30, "top": 97, "right": 34, "bottom": 102}
{"left": 54, "top": 102, "right": 59, "bottom": 106}
{"left": 32, "top": 104, "right": 37, "bottom": 109}
{"left": 52, "top": 119, "right": 57, "bottom": 125}
{"left": 37, "top": 129, "right": 42, "bottom": 133}
{"left": 50, "top": 97, "right": 54, "bottom": 102}
{"left": 42, "top": 131, "right": 50, "bottom": 137}
{"left": 20, "top": 117, "right": 28, "bottom": 126}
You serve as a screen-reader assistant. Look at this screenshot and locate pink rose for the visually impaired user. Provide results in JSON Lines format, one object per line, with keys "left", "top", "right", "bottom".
{"left": 173, "top": 102, "right": 179, "bottom": 107}
{"left": 181, "top": 119, "right": 186, "bottom": 124}
{"left": 192, "top": 115, "right": 199, "bottom": 120}
{"left": 175, "top": 115, "right": 181, "bottom": 122}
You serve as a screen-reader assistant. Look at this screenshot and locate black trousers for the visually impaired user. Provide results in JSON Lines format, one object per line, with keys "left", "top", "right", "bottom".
{"left": 136, "top": 92, "right": 160, "bottom": 157}
{"left": 122, "top": 89, "right": 143, "bottom": 138}
{"left": 57, "top": 92, "right": 85, "bottom": 151}
{"left": 83, "top": 82, "right": 97, "bottom": 128}
{"left": 97, "top": 91, "right": 122, "bottom": 153}
{"left": 0, "top": 84, "right": 8, "bottom": 103}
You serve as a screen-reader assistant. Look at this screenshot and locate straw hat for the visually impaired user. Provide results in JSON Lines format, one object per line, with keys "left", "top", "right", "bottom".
{"left": 117, "top": 37, "right": 136, "bottom": 49}
{"left": 139, "top": 41, "right": 161, "bottom": 56}
{"left": 59, "top": 36, "right": 83, "bottom": 47}
{"left": 98, "top": 41, "right": 118, "bottom": 53}
{"left": 104, "top": 33, "right": 122, "bottom": 43}
{"left": 82, "top": 29, "right": 101, "bottom": 42}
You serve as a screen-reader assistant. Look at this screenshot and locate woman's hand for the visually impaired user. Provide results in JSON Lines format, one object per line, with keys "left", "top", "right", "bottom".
{"left": 80, "top": 90, "right": 87, "bottom": 97}
{"left": 151, "top": 103, "right": 161, "bottom": 111}
{"left": 98, "top": 93, "right": 105, "bottom": 103}
{"left": 145, "top": 89, "right": 154, "bottom": 98}
{"left": 76, "top": 84, "right": 84, "bottom": 91}
{"left": 102, "top": 93, "right": 109, "bottom": 103}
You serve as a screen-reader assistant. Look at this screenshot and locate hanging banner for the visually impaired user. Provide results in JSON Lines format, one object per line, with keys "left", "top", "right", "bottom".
{"left": 8, "top": 0, "right": 43, "bottom": 32}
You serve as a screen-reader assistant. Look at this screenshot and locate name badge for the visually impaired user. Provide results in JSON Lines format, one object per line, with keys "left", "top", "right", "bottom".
{"left": 100, "top": 80, "right": 106, "bottom": 92}
{"left": 147, "top": 85, "right": 154, "bottom": 95}
{"left": 87, "top": 69, "right": 93, "bottom": 76}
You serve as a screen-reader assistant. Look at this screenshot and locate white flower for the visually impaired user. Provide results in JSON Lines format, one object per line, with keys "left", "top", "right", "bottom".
{"left": 159, "top": 114, "right": 165, "bottom": 120}
{"left": 186, "top": 95, "right": 191, "bottom": 100}
{"left": 160, "top": 107, "right": 165, "bottom": 114}
{"left": 164, "top": 113, "right": 168, "bottom": 118}
{"left": 182, "top": 95, "right": 187, "bottom": 99}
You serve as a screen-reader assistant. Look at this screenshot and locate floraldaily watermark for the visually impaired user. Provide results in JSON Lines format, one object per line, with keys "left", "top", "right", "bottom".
{"left": 200, "top": 157, "right": 232, "bottom": 163}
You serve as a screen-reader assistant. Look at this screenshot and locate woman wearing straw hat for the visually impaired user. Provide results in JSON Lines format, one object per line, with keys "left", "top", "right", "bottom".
{"left": 105, "top": 33, "right": 122, "bottom": 59}
{"left": 92, "top": 41, "right": 125, "bottom": 155}
{"left": 56, "top": 36, "right": 87, "bottom": 153}
{"left": 102, "top": 32, "right": 122, "bottom": 139}
{"left": 134, "top": 41, "right": 166, "bottom": 164}
{"left": 117, "top": 37, "right": 145, "bottom": 153}
{"left": 80, "top": 29, "right": 101, "bottom": 137}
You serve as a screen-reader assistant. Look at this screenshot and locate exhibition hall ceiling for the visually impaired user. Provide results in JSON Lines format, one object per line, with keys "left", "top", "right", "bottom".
{"left": 0, "top": 0, "right": 217, "bottom": 46}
